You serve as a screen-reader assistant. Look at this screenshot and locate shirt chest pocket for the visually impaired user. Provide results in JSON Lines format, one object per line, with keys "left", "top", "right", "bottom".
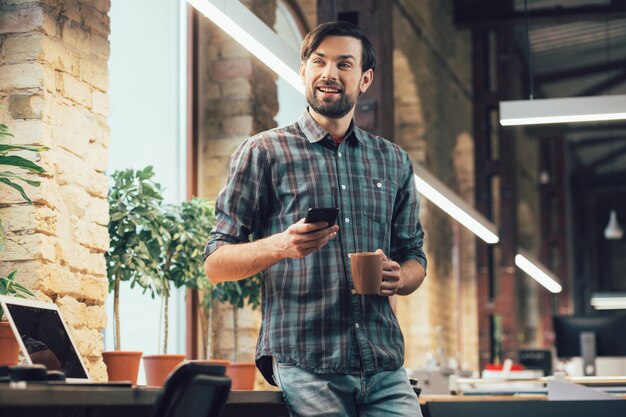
{"left": 361, "top": 179, "right": 395, "bottom": 225}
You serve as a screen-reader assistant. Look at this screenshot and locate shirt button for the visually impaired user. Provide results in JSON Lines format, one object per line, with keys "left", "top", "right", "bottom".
{"left": 376, "top": 182, "right": 383, "bottom": 188}
{"left": 341, "top": 185, "right": 346, "bottom": 190}
{"left": 355, "top": 323, "right": 360, "bottom": 329}
{"left": 344, "top": 218, "right": 350, "bottom": 223}
{"left": 338, "top": 152, "right": 342, "bottom": 157}
{"left": 351, "top": 289, "right": 357, "bottom": 295}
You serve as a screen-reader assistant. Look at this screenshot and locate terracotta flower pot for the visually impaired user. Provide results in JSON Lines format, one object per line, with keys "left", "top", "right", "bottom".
{"left": 186, "top": 358, "right": 230, "bottom": 368}
{"left": 226, "top": 361, "right": 256, "bottom": 390}
{"left": 184, "top": 359, "right": 231, "bottom": 378}
{"left": 102, "top": 351, "right": 142, "bottom": 385}
{"left": 205, "top": 359, "right": 231, "bottom": 367}
{"left": 0, "top": 322, "right": 19, "bottom": 366}
{"left": 143, "top": 354, "right": 186, "bottom": 386}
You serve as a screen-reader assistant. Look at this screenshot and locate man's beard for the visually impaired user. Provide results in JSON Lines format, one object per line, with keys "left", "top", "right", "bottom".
{"left": 306, "top": 84, "right": 358, "bottom": 119}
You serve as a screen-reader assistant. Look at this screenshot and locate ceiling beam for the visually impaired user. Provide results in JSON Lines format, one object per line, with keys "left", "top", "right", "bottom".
{"left": 526, "top": 121, "right": 626, "bottom": 136}
{"left": 573, "top": 168, "right": 626, "bottom": 187}
{"left": 579, "top": 143, "right": 626, "bottom": 172}
{"left": 575, "top": 70, "right": 626, "bottom": 96}
{"left": 454, "top": 0, "right": 626, "bottom": 27}
{"left": 536, "top": 59, "right": 626, "bottom": 84}
{"left": 570, "top": 135, "right": 626, "bottom": 149}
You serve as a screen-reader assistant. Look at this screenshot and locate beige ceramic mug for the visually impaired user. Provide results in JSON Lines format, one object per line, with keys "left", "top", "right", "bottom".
{"left": 348, "top": 252, "right": 383, "bottom": 295}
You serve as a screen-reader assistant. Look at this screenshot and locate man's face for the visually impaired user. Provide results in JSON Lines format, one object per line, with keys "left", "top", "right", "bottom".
{"left": 300, "top": 36, "right": 373, "bottom": 119}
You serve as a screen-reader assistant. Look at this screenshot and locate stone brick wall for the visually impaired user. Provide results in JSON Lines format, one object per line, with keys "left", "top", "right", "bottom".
{"left": 0, "top": 0, "right": 110, "bottom": 381}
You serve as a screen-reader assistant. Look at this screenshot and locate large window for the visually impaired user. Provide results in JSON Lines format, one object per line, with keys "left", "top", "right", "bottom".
{"left": 105, "top": 0, "right": 188, "bottom": 384}
{"left": 274, "top": 0, "right": 307, "bottom": 126}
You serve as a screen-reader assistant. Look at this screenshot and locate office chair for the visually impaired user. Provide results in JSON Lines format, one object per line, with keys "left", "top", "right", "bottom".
{"left": 152, "top": 362, "right": 231, "bottom": 417}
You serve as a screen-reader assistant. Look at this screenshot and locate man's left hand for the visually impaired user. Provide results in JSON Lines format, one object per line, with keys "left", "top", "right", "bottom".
{"left": 376, "top": 249, "right": 402, "bottom": 297}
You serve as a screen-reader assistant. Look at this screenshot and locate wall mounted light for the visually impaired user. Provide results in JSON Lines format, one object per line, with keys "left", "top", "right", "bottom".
{"left": 413, "top": 164, "right": 499, "bottom": 244}
{"left": 499, "top": 95, "right": 626, "bottom": 126}
{"left": 188, "top": 0, "right": 500, "bottom": 245}
{"left": 590, "top": 293, "right": 626, "bottom": 310}
{"left": 187, "top": 0, "right": 303, "bottom": 94}
{"left": 515, "top": 250, "right": 563, "bottom": 293}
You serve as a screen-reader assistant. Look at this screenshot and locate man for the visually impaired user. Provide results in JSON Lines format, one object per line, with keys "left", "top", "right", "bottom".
{"left": 204, "top": 21, "right": 427, "bottom": 417}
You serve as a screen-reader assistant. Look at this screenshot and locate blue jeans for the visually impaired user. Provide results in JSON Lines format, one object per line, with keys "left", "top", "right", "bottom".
{"left": 272, "top": 360, "right": 423, "bottom": 417}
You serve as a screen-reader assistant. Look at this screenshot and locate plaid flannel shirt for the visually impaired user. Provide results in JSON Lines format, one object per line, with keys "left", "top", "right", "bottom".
{"left": 205, "top": 109, "right": 426, "bottom": 383}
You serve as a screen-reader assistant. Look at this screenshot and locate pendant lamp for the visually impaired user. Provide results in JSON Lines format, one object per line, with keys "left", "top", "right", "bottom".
{"left": 604, "top": 209, "right": 624, "bottom": 240}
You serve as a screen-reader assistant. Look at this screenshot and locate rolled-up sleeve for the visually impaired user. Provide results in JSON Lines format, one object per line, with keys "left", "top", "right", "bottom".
{"left": 390, "top": 154, "right": 427, "bottom": 271}
{"left": 204, "top": 139, "right": 270, "bottom": 260}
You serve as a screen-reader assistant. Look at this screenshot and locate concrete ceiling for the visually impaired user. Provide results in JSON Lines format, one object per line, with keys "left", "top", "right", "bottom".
{"left": 456, "top": 0, "right": 626, "bottom": 179}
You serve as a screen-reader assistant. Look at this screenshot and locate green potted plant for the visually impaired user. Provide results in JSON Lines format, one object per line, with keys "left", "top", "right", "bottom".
{"left": 0, "top": 271, "right": 35, "bottom": 365}
{"left": 104, "top": 166, "right": 164, "bottom": 384}
{"left": 140, "top": 202, "right": 188, "bottom": 386}
{"left": 173, "top": 198, "right": 220, "bottom": 360}
{"left": 213, "top": 272, "right": 262, "bottom": 390}
{"left": 0, "top": 122, "right": 46, "bottom": 365}
{"left": 167, "top": 197, "right": 263, "bottom": 388}
{"left": 143, "top": 197, "right": 221, "bottom": 385}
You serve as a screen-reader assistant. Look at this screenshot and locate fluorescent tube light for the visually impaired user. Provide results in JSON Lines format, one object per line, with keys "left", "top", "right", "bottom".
{"left": 187, "top": 0, "right": 303, "bottom": 94}
{"left": 515, "top": 250, "right": 562, "bottom": 293}
{"left": 590, "top": 293, "right": 626, "bottom": 310}
{"left": 500, "top": 95, "right": 626, "bottom": 126}
{"left": 189, "top": 0, "right": 500, "bottom": 245}
{"left": 413, "top": 163, "right": 499, "bottom": 244}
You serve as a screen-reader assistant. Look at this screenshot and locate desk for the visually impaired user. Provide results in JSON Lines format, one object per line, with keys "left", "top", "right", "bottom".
{"left": 0, "top": 385, "right": 288, "bottom": 417}
{"left": 2, "top": 386, "right": 626, "bottom": 417}
{"left": 419, "top": 394, "right": 626, "bottom": 417}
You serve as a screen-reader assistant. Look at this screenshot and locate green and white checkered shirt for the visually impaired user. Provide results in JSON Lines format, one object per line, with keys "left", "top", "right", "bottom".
{"left": 205, "top": 109, "right": 426, "bottom": 384}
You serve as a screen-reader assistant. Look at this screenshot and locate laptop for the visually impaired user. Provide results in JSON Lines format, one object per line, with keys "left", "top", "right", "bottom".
{"left": 0, "top": 295, "right": 92, "bottom": 383}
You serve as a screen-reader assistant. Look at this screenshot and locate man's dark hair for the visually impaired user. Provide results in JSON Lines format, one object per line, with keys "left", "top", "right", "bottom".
{"left": 300, "top": 21, "right": 376, "bottom": 73}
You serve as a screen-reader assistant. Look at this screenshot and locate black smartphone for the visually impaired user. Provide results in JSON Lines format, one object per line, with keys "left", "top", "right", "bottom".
{"left": 304, "top": 207, "right": 339, "bottom": 226}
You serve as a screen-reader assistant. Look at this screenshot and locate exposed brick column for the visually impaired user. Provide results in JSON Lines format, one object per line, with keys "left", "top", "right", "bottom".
{"left": 197, "top": 21, "right": 255, "bottom": 198}
{"left": 196, "top": 0, "right": 278, "bottom": 388}
{"left": 392, "top": 0, "right": 475, "bottom": 371}
{"left": 0, "top": 0, "right": 110, "bottom": 381}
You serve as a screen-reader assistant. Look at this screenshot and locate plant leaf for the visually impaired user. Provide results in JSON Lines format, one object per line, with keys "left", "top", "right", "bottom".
{"left": 0, "top": 155, "right": 46, "bottom": 174}
{"left": 0, "top": 171, "right": 41, "bottom": 186}
{"left": 0, "top": 220, "right": 5, "bottom": 252}
{"left": 0, "top": 178, "right": 32, "bottom": 203}
{"left": 0, "top": 144, "right": 49, "bottom": 153}
{"left": 9, "top": 281, "right": 35, "bottom": 297}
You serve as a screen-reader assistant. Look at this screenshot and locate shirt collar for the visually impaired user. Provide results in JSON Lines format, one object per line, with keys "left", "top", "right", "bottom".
{"left": 297, "top": 108, "right": 360, "bottom": 144}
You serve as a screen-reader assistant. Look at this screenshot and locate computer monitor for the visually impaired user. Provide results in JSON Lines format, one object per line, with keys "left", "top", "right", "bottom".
{"left": 0, "top": 295, "right": 90, "bottom": 382}
{"left": 553, "top": 313, "right": 626, "bottom": 376}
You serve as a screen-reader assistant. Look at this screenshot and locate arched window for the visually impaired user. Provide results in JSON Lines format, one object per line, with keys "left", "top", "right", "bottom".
{"left": 275, "top": 0, "right": 308, "bottom": 126}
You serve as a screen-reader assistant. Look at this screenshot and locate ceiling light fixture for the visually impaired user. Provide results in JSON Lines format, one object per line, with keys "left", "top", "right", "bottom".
{"left": 590, "top": 293, "right": 626, "bottom": 310}
{"left": 499, "top": 0, "right": 626, "bottom": 126}
{"left": 500, "top": 95, "right": 626, "bottom": 126}
{"left": 189, "top": 0, "right": 500, "bottom": 245}
{"left": 515, "top": 250, "right": 563, "bottom": 293}
{"left": 186, "top": 0, "right": 303, "bottom": 94}
{"left": 413, "top": 164, "right": 499, "bottom": 244}
{"left": 604, "top": 209, "right": 624, "bottom": 240}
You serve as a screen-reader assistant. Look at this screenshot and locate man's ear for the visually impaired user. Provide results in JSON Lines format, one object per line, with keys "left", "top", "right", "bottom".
{"left": 359, "top": 68, "right": 374, "bottom": 94}
{"left": 299, "top": 61, "right": 306, "bottom": 78}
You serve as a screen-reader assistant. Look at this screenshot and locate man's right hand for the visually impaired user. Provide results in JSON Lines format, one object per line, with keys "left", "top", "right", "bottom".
{"left": 272, "top": 218, "right": 339, "bottom": 259}
{"left": 205, "top": 219, "right": 339, "bottom": 283}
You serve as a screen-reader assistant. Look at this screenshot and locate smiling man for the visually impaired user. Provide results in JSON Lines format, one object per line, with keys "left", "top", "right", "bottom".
{"left": 204, "top": 21, "right": 427, "bottom": 417}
